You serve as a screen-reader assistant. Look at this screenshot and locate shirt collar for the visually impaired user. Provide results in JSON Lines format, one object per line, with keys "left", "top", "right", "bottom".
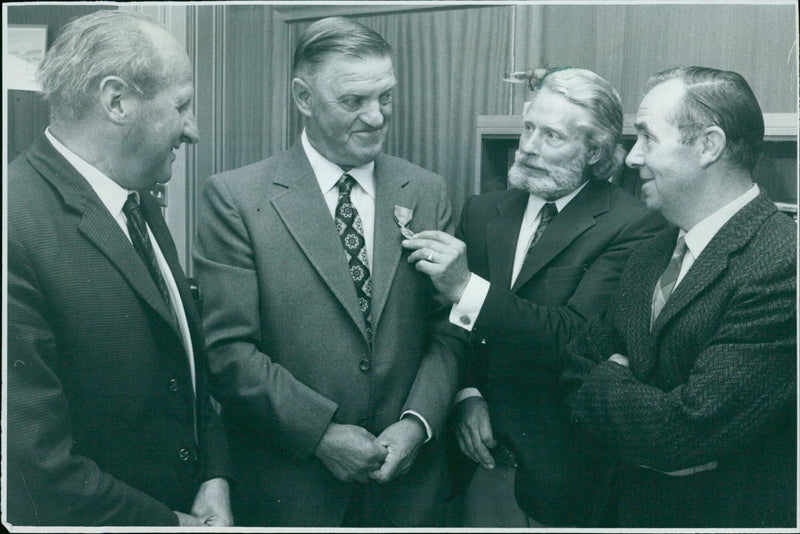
{"left": 524, "top": 179, "right": 589, "bottom": 220}
{"left": 45, "top": 127, "right": 132, "bottom": 217}
{"left": 683, "top": 184, "right": 760, "bottom": 260}
{"left": 301, "top": 129, "right": 375, "bottom": 199}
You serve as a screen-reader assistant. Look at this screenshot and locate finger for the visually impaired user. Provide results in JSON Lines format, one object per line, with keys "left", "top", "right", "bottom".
{"left": 468, "top": 423, "right": 495, "bottom": 468}
{"left": 403, "top": 238, "right": 453, "bottom": 257}
{"left": 409, "top": 230, "right": 460, "bottom": 245}
{"left": 478, "top": 416, "right": 498, "bottom": 449}
{"left": 457, "top": 424, "right": 481, "bottom": 464}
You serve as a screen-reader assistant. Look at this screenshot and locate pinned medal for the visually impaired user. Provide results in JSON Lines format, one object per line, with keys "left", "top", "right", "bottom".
{"left": 393, "top": 205, "right": 415, "bottom": 239}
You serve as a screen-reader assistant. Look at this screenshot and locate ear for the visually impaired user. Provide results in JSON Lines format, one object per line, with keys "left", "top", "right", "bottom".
{"left": 291, "top": 77, "right": 315, "bottom": 118}
{"left": 586, "top": 144, "right": 603, "bottom": 166}
{"left": 697, "top": 126, "right": 726, "bottom": 168}
{"left": 99, "top": 75, "right": 134, "bottom": 124}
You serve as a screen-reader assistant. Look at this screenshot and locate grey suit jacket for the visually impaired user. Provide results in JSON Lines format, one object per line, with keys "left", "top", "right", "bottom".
{"left": 194, "top": 142, "right": 463, "bottom": 526}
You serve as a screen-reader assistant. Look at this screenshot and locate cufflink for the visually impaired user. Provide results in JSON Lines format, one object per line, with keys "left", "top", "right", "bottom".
{"left": 459, "top": 315, "right": 471, "bottom": 325}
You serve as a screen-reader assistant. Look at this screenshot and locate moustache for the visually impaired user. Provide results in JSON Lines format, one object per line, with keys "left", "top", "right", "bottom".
{"left": 513, "top": 154, "right": 549, "bottom": 173}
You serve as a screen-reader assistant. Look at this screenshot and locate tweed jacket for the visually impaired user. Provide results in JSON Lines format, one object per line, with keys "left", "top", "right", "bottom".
{"left": 193, "top": 142, "right": 463, "bottom": 526}
{"left": 457, "top": 181, "right": 665, "bottom": 525}
{"left": 563, "top": 192, "right": 797, "bottom": 527}
{"left": 6, "top": 135, "right": 233, "bottom": 526}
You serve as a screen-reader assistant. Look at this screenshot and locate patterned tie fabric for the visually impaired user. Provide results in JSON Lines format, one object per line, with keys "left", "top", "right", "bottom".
{"left": 651, "top": 235, "right": 688, "bottom": 325}
{"left": 123, "top": 193, "right": 176, "bottom": 325}
{"left": 530, "top": 202, "right": 558, "bottom": 250}
{"left": 335, "top": 174, "right": 372, "bottom": 342}
{"left": 521, "top": 201, "right": 558, "bottom": 271}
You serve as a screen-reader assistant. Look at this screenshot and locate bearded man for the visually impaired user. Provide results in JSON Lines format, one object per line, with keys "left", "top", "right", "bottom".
{"left": 402, "top": 67, "right": 665, "bottom": 527}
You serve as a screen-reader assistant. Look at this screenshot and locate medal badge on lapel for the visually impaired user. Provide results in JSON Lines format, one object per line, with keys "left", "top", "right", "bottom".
{"left": 393, "top": 205, "right": 415, "bottom": 239}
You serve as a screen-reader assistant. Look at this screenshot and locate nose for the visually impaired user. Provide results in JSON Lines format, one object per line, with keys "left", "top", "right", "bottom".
{"left": 359, "top": 99, "right": 386, "bottom": 129}
{"left": 625, "top": 138, "right": 644, "bottom": 168}
{"left": 182, "top": 111, "right": 200, "bottom": 145}
{"left": 519, "top": 129, "right": 541, "bottom": 156}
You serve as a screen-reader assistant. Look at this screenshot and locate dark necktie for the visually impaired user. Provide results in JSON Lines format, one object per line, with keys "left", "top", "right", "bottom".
{"left": 521, "top": 201, "right": 558, "bottom": 269}
{"left": 123, "top": 193, "right": 176, "bottom": 324}
{"left": 335, "top": 174, "right": 372, "bottom": 342}
{"left": 529, "top": 202, "right": 558, "bottom": 250}
{"left": 651, "top": 235, "right": 688, "bottom": 325}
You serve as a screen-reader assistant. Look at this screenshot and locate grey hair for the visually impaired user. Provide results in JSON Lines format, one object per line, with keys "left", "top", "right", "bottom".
{"left": 536, "top": 68, "right": 625, "bottom": 181}
{"left": 292, "top": 17, "right": 393, "bottom": 79}
{"left": 37, "top": 10, "right": 172, "bottom": 124}
{"left": 646, "top": 66, "right": 764, "bottom": 171}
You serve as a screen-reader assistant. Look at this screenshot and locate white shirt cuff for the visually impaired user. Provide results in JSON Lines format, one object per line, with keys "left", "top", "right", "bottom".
{"left": 454, "top": 387, "right": 484, "bottom": 405}
{"left": 449, "top": 273, "right": 490, "bottom": 331}
{"left": 401, "top": 410, "right": 433, "bottom": 442}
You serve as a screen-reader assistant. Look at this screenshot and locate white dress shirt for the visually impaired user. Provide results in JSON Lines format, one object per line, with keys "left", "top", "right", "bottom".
{"left": 300, "top": 130, "right": 433, "bottom": 441}
{"left": 671, "top": 184, "right": 760, "bottom": 291}
{"left": 45, "top": 128, "right": 197, "bottom": 401}
{"left": 452, "top": 181, "right": 588, "bottom": 404}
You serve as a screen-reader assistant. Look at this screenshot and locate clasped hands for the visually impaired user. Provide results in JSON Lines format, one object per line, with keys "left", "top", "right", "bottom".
{"left": 315, "top": 418, "right": 426, "bottom": 484}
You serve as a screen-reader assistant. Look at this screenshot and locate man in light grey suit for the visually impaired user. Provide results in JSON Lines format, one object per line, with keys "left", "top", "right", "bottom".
{"left": 194, "top": 17, "right": 462, "bottom": 527}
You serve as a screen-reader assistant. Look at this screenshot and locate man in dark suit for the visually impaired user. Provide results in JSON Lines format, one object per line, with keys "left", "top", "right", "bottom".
{"left": 402, "top": 68, "right": 665, "bottom": 526}
{"left": 6, "top": 11, "right": 233, "bottom": 527}
{"left": 193, "top": 17, "right": 462, "bottom": 527}
{"left": 562, "top": 66, "right": 796, "bottom": 527}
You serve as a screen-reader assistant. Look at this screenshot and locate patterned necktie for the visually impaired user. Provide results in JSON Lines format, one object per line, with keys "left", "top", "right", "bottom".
{"left": 335, "top": 174, "right": 372, "bottom": 342}
{"left": 651, "top": 235, "right": 688, "bottom": 325}
{"left": 530, "top": 202, "right": 558, "bottom": 250}
{"left": 123, "top": 193, "right": 176, "bottom": 325}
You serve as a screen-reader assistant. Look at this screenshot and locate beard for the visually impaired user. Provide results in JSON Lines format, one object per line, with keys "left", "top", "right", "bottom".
{"left": 507, "top": 150, "right": 589, "bottom": 200}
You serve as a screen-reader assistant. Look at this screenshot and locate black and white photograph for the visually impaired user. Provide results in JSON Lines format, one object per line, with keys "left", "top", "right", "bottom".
{"left": 2, "top": 1, "right": 797, "bottom": 530}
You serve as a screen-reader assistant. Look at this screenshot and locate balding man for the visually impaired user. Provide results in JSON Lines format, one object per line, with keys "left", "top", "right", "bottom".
{"left": 563, "top": 66, "right": 796, "bottom": 527}
{"left": 7, "top": 11, "right": 232, "bottom": 526}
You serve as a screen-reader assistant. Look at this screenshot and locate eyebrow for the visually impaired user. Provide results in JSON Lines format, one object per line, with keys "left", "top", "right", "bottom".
{"left": 633, "top": 121, "right": 653, "bottom": 136}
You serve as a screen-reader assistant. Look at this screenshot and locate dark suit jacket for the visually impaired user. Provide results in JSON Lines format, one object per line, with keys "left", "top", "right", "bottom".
{"left": 563, "top": 192, "right": 796, "bottom": 527}
{"left": 6, "top": 135, "right": 233, "bottom": 526}
{"left": 458, "top": 180, "right": 665, "bottom": 525}
{"left": 193, "top": 142, "right": 463, "bottom": 527}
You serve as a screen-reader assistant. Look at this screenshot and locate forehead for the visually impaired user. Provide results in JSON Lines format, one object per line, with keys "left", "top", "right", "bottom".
{"left": 525, "top": 89, "right": 590, "bottom": 133}
{"left": 312, "top": 54, "right": 396, "bottom": 93}
{"left": 636, "top": 79, "right": 685, "bottom": 126}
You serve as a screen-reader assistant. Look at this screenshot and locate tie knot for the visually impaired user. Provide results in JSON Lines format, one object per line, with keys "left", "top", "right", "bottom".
{"left": 540, "top": 202, "right": 558, "bottom": 220}
{"left": 337, "top": 174, "right": 356, "bottom": 195}
{"left": 123, "top": 192, "right": 140, "bottom": 215}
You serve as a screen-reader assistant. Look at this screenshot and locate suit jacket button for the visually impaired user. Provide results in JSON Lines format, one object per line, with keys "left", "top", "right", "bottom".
{"left": 359, "top": 359, "right": 371, "bottom": 372}
{"left": 178, "top": 448, "right": 191, "bottom": 462}
{"left": 168, "top": 378, "right": 179, "bottom": 392}
{"left": 459, "top": 315, "right": 471, "bottom": 325}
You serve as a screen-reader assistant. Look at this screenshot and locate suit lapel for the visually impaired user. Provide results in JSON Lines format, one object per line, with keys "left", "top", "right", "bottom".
{"left": 511, "top": 180, "right": 608, "bottom": 293}
{"left": 269, "top": 144, "right": 368, "bottom": 336}
{"left": 27, "top": 135, "right": 179, "bottom": 330}
{"left": 371, "top": 156, "right": 417, "bottom": 328}
{"left": 651, "top": 193, "right": 777, "bottom": 336}
{"left": 486, "top": 191, "right": 527, "bottom": 290}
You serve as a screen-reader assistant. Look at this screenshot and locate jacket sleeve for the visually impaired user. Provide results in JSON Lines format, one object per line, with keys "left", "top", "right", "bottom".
{"left": 193, "top": 174, "right": 338, "bottom": 461}
{"left": 401, "top": 179, "right": 465, "bottom": 437}
{"left": 7, "top": 232, "right": 180, "bottom": 526}
{"left": 474, "top": 206, "right": 666, "bottom": 372}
